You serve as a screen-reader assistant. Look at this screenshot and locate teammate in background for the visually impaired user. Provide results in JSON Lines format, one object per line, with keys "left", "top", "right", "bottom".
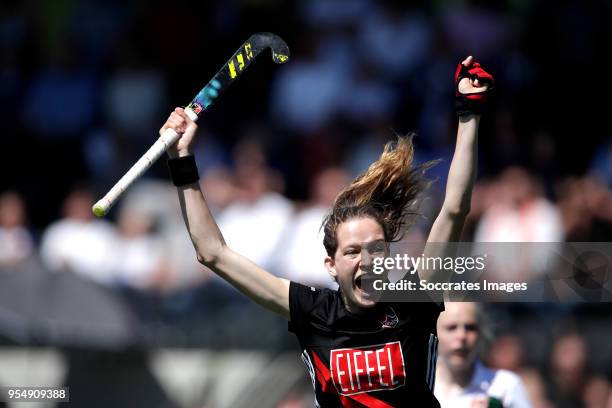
{"left": 435, "top": 302, "right": 532, "bottom": 408}
{"left": 162, "top": 56, "right": 493, "bottom": 407}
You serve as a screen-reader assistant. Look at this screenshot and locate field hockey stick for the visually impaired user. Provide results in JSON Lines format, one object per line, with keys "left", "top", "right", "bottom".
{"left": 92, "top": 32, "right": 290, "bottom": 217}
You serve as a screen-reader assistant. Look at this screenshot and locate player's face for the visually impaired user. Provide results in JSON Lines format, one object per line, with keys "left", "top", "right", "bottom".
{"left": 325, "top": 217, "right": 386, "bottom": 312}
{"left": 437, "top": 302, "right": 480, "bottom": 372}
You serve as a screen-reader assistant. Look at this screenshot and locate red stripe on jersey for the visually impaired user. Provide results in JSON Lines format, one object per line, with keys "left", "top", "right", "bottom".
{"left": 312, "top": 351, "right": 359, "bottom": 406}
{"left": 312, "top": 350, "right": 334, "bottom": 393}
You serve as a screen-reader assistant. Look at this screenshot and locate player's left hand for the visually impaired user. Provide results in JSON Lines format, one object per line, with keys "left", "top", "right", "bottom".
{"left": 455, "top": 56, "right": 495, "bottom": 117}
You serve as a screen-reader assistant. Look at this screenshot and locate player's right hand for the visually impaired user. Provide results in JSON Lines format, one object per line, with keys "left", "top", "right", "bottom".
{"left": 161, "top": 107, "right": 198, "bottom": 158}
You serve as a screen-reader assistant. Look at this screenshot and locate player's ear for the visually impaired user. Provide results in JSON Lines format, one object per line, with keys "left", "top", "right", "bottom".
{"left": 325, "top": 256, "right": 337, "bottom": 281}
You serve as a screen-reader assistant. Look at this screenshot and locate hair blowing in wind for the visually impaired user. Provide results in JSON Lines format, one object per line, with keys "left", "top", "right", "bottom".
{"left": 322, "top": 135, "right": 438, "bottom": 256}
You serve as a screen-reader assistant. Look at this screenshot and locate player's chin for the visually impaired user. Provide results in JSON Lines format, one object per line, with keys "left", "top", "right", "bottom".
{"left": 353, "top": 287, "right": 378, "bottom": 308}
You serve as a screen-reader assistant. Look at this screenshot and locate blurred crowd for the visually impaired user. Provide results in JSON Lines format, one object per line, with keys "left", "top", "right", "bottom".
{"left": 1, "top": 0, "right": 612, "bottom": 407}
{"left": 483, "top": 330, "right": 612, "bottom": 408}
{"left": 2, "top": 0, "right": 612, "bottom": 225}
{"left": 0, "top": 0, "right": 612, "bottom": 288}
{"left": 2, "top": 159, "right": 612, "bottom": 292}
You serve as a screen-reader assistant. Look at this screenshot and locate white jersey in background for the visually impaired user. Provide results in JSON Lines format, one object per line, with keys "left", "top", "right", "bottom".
{"left": 435, "top": 361, "right": 532, "bottom": 408}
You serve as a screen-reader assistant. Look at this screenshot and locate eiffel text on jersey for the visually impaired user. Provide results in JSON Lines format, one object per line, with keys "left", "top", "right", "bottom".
{"left": 330, "top": 341, "right": 406, "bottom": 396}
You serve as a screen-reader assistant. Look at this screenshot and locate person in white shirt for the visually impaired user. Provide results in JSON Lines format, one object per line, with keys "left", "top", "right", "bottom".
{"left": 435, "top": 302, "right": 532, "bottom": 408}
{"left": 40, "top": 188, "right": 117, "bottom": 285}
{"left": 274, "top": 167, "right": 349, "bottom": 288}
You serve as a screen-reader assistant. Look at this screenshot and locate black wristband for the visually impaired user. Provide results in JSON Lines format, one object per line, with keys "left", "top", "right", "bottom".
{"left": 455, "top": 97, "right": 484, "bottom": 117}
{"left": 167, "top": 155, "right": 200, "bottom": 187}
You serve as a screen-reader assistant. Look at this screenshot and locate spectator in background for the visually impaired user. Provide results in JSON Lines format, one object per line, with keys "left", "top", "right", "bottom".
{"left": 274, "top": 167, "right": 349, "bottom": 288}
{"left": 488, "top": 333, "right": 526, "bottom": 373}
{"left": 583, "top": 378, "right": 612, "bottom": 408}
{"left": 218, "top": 139, "right": 293, "bottom": 271}
{"left": 546, "top": 333, "right": 612, "bottom": 408}
{"left": 117, "top": 180, "right": 206, "bottom": 292}
{"left": 475, "top": 167, "right": 563, "bottom": 243}
{"left": 557, "top": 176, "right": 612, "bottom": 241}
{"left": 435, "top": 302, "right": 532, "bottom": 408}
{"left": 0, "top": 191, "right": 34, "bottom": 267}
{"left": 520, "top": 370, "right": 554, "bottom": 408}
{"left": 488, "top": 334, "right": 553, "bottom": 408}
{"left": 462, "top": 179, "right": 496, "bottom": 240}
{"left": 111, "top": 206, "right": 171, "bottom": 292}
{"left": 474, "top": 167, "right": 563, "bottom": 283}
{"left": 40, "top": 187, "right": 117, "bottom": 285}
{"left": 199, "top": 166, "right": 237, "bottom": 215}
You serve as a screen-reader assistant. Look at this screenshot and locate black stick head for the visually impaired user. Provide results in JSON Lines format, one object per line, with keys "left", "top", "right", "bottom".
{"left": 249, "top": 32, "right": 290, "bottom": 64}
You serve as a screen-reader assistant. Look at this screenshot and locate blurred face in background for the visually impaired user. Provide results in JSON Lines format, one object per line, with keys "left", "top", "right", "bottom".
{"left": 118, "top": 208, "right": 154, "bottom": 238}
{"left": 487, "top": 334, "right": 524, "bottom": 372}
{"left": 0, "top": 192, "right": 27, "bottom": 228}
{"left": 325, "top": 217, "right": 386, "bottom": 312}
{"left": 62, "top": 189, "right": 94, "bottom": 221}
{"left": 312, "top": 168, "right": 349, "bottom": 207}
{"left": 499, "top": 166, "right": 539, "bottom": 206}
{"left": 437, "top": 302, "right": 481, "bottom": 373}
{"left": 551, "top": 334, "right": 587, "bottom": 392}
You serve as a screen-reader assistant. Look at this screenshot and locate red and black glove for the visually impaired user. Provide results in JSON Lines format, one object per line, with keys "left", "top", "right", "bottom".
{"left": 454, "top": 59, "right": 495, "bottom": 117}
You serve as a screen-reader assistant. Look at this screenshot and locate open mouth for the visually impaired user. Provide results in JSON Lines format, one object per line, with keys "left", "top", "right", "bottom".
{"left": 355, "top": 274, "right": 377, "bottom": 294}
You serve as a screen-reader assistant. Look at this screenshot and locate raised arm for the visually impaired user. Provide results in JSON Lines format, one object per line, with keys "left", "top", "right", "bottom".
{"left": 163, "top": 108, "right": 290, "bottom": 319}
{"left": 427, "top": 56, "right": 494, "bottom": 243}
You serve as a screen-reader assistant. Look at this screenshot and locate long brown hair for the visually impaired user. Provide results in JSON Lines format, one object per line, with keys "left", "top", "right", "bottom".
{"left": 322, "top": 134, "right": 437, "bottom": 257}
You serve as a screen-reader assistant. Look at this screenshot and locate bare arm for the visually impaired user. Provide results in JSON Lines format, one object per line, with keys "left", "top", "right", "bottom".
{"left": 426, "top": 114, "right": 479, "bottom": 243}
{"left": 427, "top": 55, "right": 491, "bottom": 244}
{"left": 419, "top": 56, "right": 493, "bottom": 284}
{"left": 164, "top": 108, "right": 290, "bottom": 319}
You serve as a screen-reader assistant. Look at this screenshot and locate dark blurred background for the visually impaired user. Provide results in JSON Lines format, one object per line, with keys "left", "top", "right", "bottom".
{"left": 1, "top": 0, "right": 612, "bottom": 407}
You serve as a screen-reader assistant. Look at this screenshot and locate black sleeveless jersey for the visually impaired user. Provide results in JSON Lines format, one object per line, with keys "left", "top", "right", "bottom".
{"left": 288, "top": 281, "right": 442, "bottom": 408}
